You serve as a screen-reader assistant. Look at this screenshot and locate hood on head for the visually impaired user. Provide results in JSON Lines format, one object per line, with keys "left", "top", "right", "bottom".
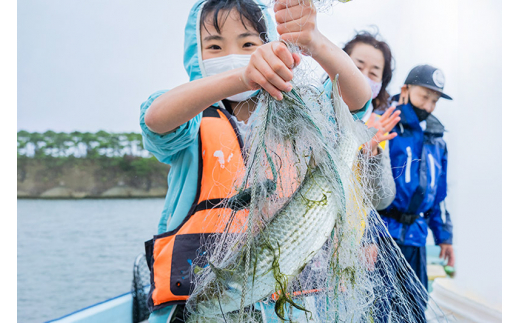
{"left": 183, "top": 0, "right": 277, "bottom": 82}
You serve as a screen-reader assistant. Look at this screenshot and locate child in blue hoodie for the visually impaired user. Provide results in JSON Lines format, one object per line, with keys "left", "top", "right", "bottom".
{"left": 140, "top": 0, "right": 373, "bottom": 322}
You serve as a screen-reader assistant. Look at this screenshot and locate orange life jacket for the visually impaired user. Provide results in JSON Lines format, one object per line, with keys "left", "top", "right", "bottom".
{"left": 144, "top": 107, "right": 382, "bottom": 312}
{"left": 145, "top": 106, "right": 248, "bottom": 312}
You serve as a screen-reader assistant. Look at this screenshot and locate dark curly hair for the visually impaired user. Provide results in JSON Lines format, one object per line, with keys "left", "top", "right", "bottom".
{"left": 343, "top": 30, "right": 394, "bottom": 112}
{"left": 201, "top": 0, "right": 268, "bottom": 43}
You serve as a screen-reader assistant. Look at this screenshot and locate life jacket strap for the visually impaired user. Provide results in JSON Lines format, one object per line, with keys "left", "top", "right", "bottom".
{"left": 193, "top": 198, "right": 227, "bottom": 213}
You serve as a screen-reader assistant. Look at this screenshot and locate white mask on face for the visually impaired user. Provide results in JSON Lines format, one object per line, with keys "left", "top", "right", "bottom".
{"left": 364, "top": 74, "right": 383, "bottom": 99}
{"left": 203, "top": 54, "right": 258, "bottom": 102}
{"left": 226, "top": 89, "right": 259, "bottom": 102}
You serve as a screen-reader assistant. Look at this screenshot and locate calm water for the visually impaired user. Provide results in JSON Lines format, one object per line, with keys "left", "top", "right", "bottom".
{"left": 17, "top": 199, "right": 164, "bottom": 323}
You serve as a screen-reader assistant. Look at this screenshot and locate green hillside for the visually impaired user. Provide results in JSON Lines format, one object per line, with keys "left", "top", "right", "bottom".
{"left": 17, "top": 131, "right": 169, "bottom": 198}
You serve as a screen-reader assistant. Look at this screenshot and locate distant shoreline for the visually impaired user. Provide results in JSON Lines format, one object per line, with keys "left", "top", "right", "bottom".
{"left": 18, "top": 157, "right": 169, "bottom": 200}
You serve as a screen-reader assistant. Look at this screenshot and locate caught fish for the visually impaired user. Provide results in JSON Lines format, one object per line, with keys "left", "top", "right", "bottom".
{"left": 188, "top": 76, "right": 375, "bottom": 317}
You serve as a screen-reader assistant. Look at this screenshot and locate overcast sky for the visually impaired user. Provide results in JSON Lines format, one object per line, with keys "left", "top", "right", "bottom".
{"left": 18, "top": 0, "right": 462, "bottom": 133}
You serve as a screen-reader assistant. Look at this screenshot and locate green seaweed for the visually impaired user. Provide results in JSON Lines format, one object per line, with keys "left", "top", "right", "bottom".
{"left": 269, "top": 242, "right": 311, "bottom": 321}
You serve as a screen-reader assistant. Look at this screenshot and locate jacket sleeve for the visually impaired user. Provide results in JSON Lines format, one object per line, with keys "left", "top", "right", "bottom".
{"left": 139, "top": 90, "right": 202, "bottom": 164}
{"left": 367, "top": 145, "right": 396, "bottom": 210}
{"left": 426, "top": 147, "right": 453, "bottom": 244}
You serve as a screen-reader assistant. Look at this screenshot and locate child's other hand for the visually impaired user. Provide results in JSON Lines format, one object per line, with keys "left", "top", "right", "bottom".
{"left": 241, "top": 41, "right": 301, "bottom": 100}
{"left": 274, "top": 0, "right": 323, "bottom": 56}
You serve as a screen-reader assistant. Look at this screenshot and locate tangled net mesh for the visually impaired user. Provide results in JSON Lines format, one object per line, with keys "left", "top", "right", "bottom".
{"left": 181, "top": 1, "right": 448, "bottom": 322}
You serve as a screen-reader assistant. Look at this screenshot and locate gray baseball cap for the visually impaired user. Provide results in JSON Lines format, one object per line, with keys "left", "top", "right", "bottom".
{"left": 404, "top": 64, "right": 453, "bottom": 100}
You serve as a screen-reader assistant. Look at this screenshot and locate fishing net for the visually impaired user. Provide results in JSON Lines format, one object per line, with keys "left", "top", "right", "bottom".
{"left": 181, "top": 1, "right": 448, "bottom": 322}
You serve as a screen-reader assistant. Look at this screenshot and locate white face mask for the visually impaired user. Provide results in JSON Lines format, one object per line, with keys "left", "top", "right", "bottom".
{"left": 364, "top": 74, "right": 383, "bottom": 99}
{"left": 202, "top": 54, "right": 258, "bottom": 102}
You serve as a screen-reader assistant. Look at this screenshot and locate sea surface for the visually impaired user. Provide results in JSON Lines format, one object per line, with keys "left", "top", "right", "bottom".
{"left": 17, "top": 199, "right": 164, "bottom": 323}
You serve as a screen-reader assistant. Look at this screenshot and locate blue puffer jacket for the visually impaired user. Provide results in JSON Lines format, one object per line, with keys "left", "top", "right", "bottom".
{"left": 380, "top": 99, "right": 453, "bottom": 247}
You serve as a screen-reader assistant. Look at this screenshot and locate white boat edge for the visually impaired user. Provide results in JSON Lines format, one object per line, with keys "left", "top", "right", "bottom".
{"left": 45, "top": 286, "right": 150, "bottom": 323}
{"left": 429, "top": 278, "right": 502, "bottom": 322}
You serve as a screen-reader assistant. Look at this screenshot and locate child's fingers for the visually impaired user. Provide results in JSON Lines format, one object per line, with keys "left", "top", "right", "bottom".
{"left": 272, "top": 42, "right": 295, "bottom": 70}
{"left": 265, "top": 58, "right": 294, "bottom": 85}
{"left": 261, "top": 49, "right": 294, "bottom": 84}
{"left": 252, "top": 47, "right": 292, "bottom": 84}
{"left": 248, "top": 68, "right": 283, "bottom": 100}
{"left": 273, "top": 0, "right": 288, "bottom": 11}
{"left": 292, "top": 53, "right": 301, "bottom": 68}
{"left": 280, "top": 32, "right": 312, "bottom": 52}
{"left": 277, "top": 18, "right": 315, "bottom": 36}
{"left": 274, "top": 0, "right": 311, "bottom": 12}
{"left": 275, "top": 3, "right": 314, "bottom": 24}
{"left": 252, "top": 57, "right": 292, "bottom": 93}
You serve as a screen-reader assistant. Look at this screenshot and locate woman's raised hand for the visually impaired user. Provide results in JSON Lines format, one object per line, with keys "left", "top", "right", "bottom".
{"left": 364, "top": 106, "right": 401, "bottom": 156}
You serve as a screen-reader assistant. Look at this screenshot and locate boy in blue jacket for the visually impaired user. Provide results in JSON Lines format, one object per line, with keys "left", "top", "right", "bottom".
{"left": 378, "top": 64, "right": 455, "bottom": 321}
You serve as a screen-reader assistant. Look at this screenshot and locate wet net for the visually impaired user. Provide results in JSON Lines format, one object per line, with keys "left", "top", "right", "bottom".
{"left": 181, "top": 1, "right": 448, "bottom": 322}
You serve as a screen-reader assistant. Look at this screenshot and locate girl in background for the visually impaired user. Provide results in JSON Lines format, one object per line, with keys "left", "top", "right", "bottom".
{"left": 343, "top": 30, "right": 394, "bottom": 115}
{"left": 342, "top": 30, "right": 398, "bottom": 210}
